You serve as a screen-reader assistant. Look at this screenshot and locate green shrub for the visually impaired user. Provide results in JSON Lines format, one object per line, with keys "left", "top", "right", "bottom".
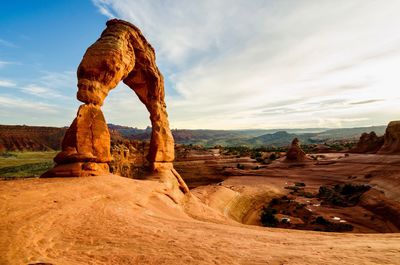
{"left": 294, "top": 182, "right": 306, "bottom": 187}
{"left": 0, "top": 161, "right": 54, "bottom": 178}
{"left": 0, "top": 152, "right": 17, "bottom": 158}
{"left": 269, "top": 153, "right": 277, "bottom": 160}
{"left": 316, "top": 216, "right": 328, "bottom": 225}
{"left": 260, "top": 207, "right": 279, "bottom": 227}
{"left": 304, "top": 192, "right": 314, "bottom": 198}
{"left": 318, "top": 183, "right": 371, "bottom": 207}
{"left": 256, "top": 157, "right": 264, "bottom": 163}
{"left": 236, "top": 163, "right": 245, "bottom": 170}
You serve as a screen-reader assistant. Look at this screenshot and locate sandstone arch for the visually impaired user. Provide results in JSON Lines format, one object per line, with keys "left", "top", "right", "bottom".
{"left": 42, "top": 19, "right": 188, "bottom": 193}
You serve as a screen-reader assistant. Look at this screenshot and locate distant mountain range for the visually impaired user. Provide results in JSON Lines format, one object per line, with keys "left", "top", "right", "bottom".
{"left": 0, "top": 124, "right": 386, "bottom": 152}
{"left": 110, "top": 124, "right": 386, "bottom": 147}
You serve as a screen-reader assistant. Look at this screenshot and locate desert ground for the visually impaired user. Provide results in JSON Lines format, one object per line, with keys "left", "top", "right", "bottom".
{"left": 1, "top": 152, "right": 400, "bottom": 265}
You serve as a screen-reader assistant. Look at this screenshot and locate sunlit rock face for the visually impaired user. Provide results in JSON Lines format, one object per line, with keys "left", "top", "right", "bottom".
{"left": 41, "top": 19, "right": 184, "bottom": 193}
{"left": 378, "top": 121, "right": 400, "bottom": 154}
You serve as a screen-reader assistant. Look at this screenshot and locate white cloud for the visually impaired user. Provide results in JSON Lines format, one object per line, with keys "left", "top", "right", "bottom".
{"left": 0, "top": 79, "right": 16, "bottom": 87}
{"left": 0, "top": 95, "right": 57, "bottom": 112}
{"left": 0, "top": 70, "right": 80, "bottom": 126}
{"left": 92, "top": 0, "right": 400, "bottom": 129}
{"left": 20, "top": 84, "right": 67, "bottom": 99}
{"left": 93, "top": 0, "right": 115, "bottom": 18}
{"left": 0, "top": 94, "right": 78, "bottom": 126}
{"left": 0, "top": 60, "right": 19, "bottom": 68}
{"left": 38, "top": 71, "right": 76, "bottom": 91}
{"left": 16, "top": 71, "right": 75, "bottom": 99}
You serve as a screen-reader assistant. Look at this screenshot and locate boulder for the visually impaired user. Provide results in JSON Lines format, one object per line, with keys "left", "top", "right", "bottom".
{"left": 351, "top": 131, "right": 384, "bottom": 154}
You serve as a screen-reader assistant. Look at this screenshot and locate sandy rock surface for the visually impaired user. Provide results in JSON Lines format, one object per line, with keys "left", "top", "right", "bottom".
{"left": 1, "top": 174, "right": 399, "bottom": 265}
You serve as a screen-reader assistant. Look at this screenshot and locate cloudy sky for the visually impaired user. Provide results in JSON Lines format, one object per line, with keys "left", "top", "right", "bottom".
{"left": 1, "top": 0, "right": 399, "bottom": 129}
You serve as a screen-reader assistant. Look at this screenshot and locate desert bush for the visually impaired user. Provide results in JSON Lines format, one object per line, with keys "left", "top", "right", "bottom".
{"left": 284, "top": 186, "right": 300, "bottom": 191}
{"left": 236, "top": 163, "right": 245, "bottom": 170}
{"left": 318, "top": 183, "right": 371, "bottom": 207}
{"left": 315, "top": 216, "right": 329, "bottom": 225}
{"left": 0, "top": 161, "right": 54, "bottom": 178}
{"left": 260, "top": 207, "right": 278, "bottom": 227}
{"left": 294, "top": 182, "right": 306, "bottom": 187}
{"left": 303, "top": 192, "right": 314, "bottom": 198}
{"left": 256, "top": 157, "right": 264, "bottom": 163}
{"left": 0, "top": 152, "right": 17, "bottom": 158}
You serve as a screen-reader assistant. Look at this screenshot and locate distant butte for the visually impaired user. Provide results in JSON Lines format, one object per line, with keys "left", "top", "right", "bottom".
{"left": 285, "top": 137, "right": 307, "bottom": 162}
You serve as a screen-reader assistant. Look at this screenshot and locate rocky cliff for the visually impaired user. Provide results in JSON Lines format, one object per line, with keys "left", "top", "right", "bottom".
{"left": 0, "top": 125, "right": 66, "bottom": 152}
{"left": 351, "top": 131, "right": 384, "bottom": 154}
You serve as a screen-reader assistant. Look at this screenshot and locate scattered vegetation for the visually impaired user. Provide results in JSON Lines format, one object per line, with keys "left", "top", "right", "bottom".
{"left": 312, "top": 216, "right": 354, "bottom": 232}
{"left": 236, "top": 163, "right": 245, "bottom": 170}
{"left": 317, "top": 183, "right": 371, "bottom": 207}
{"left": 0, "top": 162, "right": 54, "bottom": 178}
{"left": 294, "top": 182, "right": 306, "bottom": 187}
{"left": 223, "top": 146, "right": 285, "bottom": 158}
{"left": 260, "top": 207, "right": 279, "bottom": 227}
{"left": 0, "top": 151, "right": 56, "bottom": 178}
{"left": 260, "top": 196, "right": 354, "bottom": 232}
{"left": 284, "top": 182, "right": 314, "bottom": 198}
{"left": 0, "top": 152, "right": 17, "bottom": 158}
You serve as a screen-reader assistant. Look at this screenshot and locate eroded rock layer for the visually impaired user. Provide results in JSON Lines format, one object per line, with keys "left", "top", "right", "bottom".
{"left": 42, "top": 19, "right": 186, "bottom": 193}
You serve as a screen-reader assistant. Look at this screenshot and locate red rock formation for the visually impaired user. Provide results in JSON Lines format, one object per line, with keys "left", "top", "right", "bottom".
{"left": 378, "top": 121, "right": 400, "bottom": 154}
{"left": 351, "top": 131, "right": 384, "bottom": 154}
{"left": 285, "top": 138, "right": 307, "bottom": 162}
{"left": 41, "top": 19, "right": 189, "bottom": 195}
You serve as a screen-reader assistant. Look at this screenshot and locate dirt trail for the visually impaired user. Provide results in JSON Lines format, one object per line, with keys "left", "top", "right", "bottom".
{"left": 1, "top": 174, "right": 400, "bottom": 264}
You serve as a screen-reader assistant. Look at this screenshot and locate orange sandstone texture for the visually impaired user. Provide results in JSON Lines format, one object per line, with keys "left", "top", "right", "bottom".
{"left": 42, "top": 19, "right": 184, "bottom": 193}
{"left": 285, "top": 138, "right": 307, "bottom": 162}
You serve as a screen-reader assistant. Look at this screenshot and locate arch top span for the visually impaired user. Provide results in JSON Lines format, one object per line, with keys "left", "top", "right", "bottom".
{"left": 41, "top": 19, "right": 188, "bottom": 194}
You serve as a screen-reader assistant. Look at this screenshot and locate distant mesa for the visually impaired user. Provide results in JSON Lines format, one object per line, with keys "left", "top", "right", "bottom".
{"left": 285, "top": 137, "right": 307, "bottom": 162}
{"left": 349, "top": 120, "right": 400, "bottom": 155}
{"left": 41, "top": 19, "right": 189, "bottom": 194}
{"left": 378, "top": 120, "right": 400, "bottom": 154}
{"left": 351, "top": 131, "right": 384, "bottom": 154}
{"left": 0, "top": 125, "right": 66, "bottom": 152}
